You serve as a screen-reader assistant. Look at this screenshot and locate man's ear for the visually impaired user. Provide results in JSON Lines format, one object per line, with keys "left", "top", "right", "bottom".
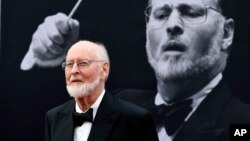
{"left": 221, "top": 18, "right": 234, "bottom": 51}
{"left": 101, "top": 62, "right": 110, "bottom": 81}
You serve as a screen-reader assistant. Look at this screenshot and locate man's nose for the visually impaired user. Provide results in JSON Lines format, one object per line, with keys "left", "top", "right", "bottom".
{"left": 70, "top": 63, "right": 80, "bottom": 74}
{"left": 166, "top": 11, "right": 183, "bottom": 37}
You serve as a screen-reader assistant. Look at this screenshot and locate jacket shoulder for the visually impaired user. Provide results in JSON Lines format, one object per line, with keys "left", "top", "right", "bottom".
{"left": 46, "top": 99, "right": 74, "bottom": 117}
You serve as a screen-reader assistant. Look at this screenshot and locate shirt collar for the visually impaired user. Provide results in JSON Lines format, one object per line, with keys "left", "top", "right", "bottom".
{"left": 75, "top": 89, "right": 106, "bottom": 120}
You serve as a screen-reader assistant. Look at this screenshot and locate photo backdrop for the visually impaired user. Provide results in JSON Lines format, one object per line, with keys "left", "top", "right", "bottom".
{"left": 1, "top": 0, "right": 250, "bottom": 141}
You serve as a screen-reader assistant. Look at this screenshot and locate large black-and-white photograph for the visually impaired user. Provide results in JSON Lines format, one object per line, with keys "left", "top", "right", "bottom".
{"left": 1, "top": 0, "right": 250, "bottom": 141}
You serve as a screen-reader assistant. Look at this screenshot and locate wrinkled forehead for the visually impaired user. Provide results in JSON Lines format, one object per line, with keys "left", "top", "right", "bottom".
{"left": 150, "top": 0, "right": 218, "bottom": 8}
{"left": 67, "top": 43, "right": 99, "bottom": 60}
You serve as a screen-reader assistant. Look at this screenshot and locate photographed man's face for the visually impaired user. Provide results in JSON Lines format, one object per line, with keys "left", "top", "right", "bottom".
{"left": 146, "top": 0, "right": 230, "bottom": 81}
{"left": 65, "top": 44, "right": 102, "bottom": 98}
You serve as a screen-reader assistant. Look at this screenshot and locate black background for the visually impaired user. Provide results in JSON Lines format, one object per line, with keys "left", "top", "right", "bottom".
{"left": 1, "top": 0, "right": 250, "bottom": 141}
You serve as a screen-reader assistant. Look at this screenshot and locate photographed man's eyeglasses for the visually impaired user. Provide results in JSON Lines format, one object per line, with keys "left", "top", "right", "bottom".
{"left": 62, "top": 59, "right": 106, "bottom": 70}
{"left": 145, "top": 2, "right": 222, "bottom": 29}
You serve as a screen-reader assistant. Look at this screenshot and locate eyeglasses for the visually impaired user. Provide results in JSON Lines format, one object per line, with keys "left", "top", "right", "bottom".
{"left": 145, "top": 2, "right": 222, "bottom": 29}
{"left": 62, "top": 59, "right": 106, "bottom": 71}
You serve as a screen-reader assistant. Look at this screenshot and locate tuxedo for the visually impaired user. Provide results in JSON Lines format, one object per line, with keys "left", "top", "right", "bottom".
{"left": 45, "top": 92, "right": 158, "bottom": 141}
{"left": 114, "top": 80, "right": 250, "bottom": 141}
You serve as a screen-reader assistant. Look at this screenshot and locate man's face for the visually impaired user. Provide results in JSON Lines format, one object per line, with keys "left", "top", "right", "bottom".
{"left": 146, "top": 0, "right": 228, "bottom": 81}
{"left": 65, "top": 43, "right": 103, "bottom": 98}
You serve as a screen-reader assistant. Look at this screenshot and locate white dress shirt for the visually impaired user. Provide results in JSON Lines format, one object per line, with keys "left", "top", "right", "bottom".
{"left": 155, "top": 74, "right": 222, "bottom": 141}
{"left": 73, "top": 89, "right": 105, "bottom": 141}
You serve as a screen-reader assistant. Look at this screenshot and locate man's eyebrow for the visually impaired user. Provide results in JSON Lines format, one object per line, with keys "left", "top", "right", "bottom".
{"left": 65, "top": 59, "right": 87, "bottom": 63}
{"left": 153, "top": 3, "right": 203, "bottom": 11}
{"left": 178, "top": 3, "right": 204, "bottom": 9}
{"left": 65, "top": 60, "right": 73, "bottom": 62}
{"left": 153, "top": 4, "right": 172, "bottom": 11}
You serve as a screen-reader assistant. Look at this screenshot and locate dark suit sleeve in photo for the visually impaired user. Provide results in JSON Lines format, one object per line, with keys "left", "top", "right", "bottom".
{"left": 45, "top": 92, "right": 159, "bottom": 141}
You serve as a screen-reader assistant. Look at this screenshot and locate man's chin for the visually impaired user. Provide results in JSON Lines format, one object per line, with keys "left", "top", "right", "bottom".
{"left": 66, "top": 77, "right": 100, "bottom": 98}
{"left": 66, "top": 85, "right": 88, "bottom": 98}
{"left": 154, "top": 59, "right": 193, "bottom": 81}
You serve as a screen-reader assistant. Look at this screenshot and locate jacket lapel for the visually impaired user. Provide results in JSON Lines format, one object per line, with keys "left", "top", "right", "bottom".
{"left": 54, "top": 100, "right": 75, "bottom": 141}
{"left": 174, "top": 80, "right": 231, "bottom": 141}
{"left": 88, "top": 92, "right": 119, "bottom": 141}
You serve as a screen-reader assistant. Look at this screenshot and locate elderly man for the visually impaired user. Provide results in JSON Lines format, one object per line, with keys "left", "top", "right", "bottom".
{"left": 45, "top": 40, "right": 158, "bottom": 141}
{"left": 116, "top": 0, "right": 250, "bottom": 140}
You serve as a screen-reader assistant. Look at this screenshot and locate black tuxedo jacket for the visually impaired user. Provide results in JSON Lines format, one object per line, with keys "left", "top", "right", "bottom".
{"left": 45, "top": 92, "right": 158, "bottom": 141}
{"left": 114, "top": 80, "right": 250, "bottom": 141}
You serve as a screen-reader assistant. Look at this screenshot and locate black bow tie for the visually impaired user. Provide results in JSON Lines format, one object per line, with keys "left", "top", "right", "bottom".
{"left": 151, "top": 99, "right": 193, "bottom": 136}
{"left": 72, "top": 108, "right": 93, "bottom": 127}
